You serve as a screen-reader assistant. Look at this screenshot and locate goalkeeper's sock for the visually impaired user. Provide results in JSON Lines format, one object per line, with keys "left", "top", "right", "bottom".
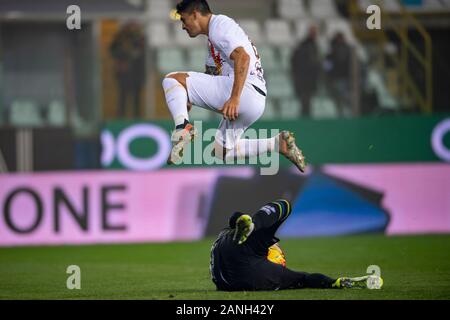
{"left": 303, "top": 273, "right": 336, "bottom": 289}
{"left": 162, "top": 77, "right": 189, "bottom": 128}
{"left": 223, "top": 137, "right": 278, "bottom": 162}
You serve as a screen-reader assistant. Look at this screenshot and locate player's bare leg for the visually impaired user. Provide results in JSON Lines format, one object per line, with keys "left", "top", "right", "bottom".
{"left": 162, "top": 72, "right": 197, "bottom": 165}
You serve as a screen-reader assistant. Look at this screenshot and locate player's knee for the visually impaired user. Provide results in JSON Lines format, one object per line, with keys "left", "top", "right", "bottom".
{"left": 164, "top": 72, "right": 188, "bottom": 90}
{"left": 162, "top": 76, "right": 174, "bottom": 89}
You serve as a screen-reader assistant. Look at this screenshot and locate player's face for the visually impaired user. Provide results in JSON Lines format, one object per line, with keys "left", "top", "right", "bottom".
{"left": 180, "top": 12, "right": 201, "bottom": 37}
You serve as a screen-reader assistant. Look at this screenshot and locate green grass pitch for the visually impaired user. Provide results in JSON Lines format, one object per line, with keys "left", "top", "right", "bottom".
{"left": 1, "top": 234, "right": 449, "bottom": 300}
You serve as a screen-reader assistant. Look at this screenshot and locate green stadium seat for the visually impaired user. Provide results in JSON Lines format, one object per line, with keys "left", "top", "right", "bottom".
{"left": 266, "top": 72, "right": 294, "bottom": 99}
{"left": 157, "top": 48, "right": 186, "bottom": 74}
{"left": 258, "top": 46, "right": 279, "bottom": 72}
{"left": 310, "top": 0, "right": 340, "bottom": 19}
{"left": 10, "top": 100, "right": 43, "bottom": 127}
{"left": 278, "top": 0, "right": 308, "bottom": 20}
{"left": 366, "top": 69, "right": 400, "bottom": 110}
{"left": 312, "top": 94, "right": 339, "bottom": 119}
{"left": 294, "top": 19, "right": 315, "bottom": 42}
{"left": 147, "top": 22, "right": 171, "bottom": 48}
{"left": 47, "top": 100, "right": 66, "bottom": 127}
{"left": 280, "top": 98, "right": 300, "bottom": 119}
{"left": 261, "top": 98, "right": 277, "bottom": 120}
{"left": 187, "top": 48, "right": 208, "bottom": 72}
{"left": 147, "top": 0, "right": 172, "bottom": 21}
{"left": 279, "top": 47, "right": 293, "bottom": 70}
{"left": 265, "top": 20, "right": 293, "bottom": 47}
{"left": 173, "top": 24, "right": 205, "bottom": 48}
{"left": 237, "top": 19, "right": 264, "bottom": 45}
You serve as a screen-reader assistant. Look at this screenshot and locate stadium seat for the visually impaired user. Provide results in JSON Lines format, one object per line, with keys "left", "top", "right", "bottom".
{"left": 325, "top": 19, "right": 357, "bottom": 45}
{"left": 311, "top": 94, "right": 339, "bottom": 119}
{"left": 279, "top": 98, "right": 300, "bottom": 119}
{"left": 261, "top": 98, "right": 277, "bottom": 120}
{"left": 237, "top": 19, "right": 264, "bottom": 45}
{"left": 279, "top": 47, "right": 293, "bottom": 70}
{"left": 277, "top": 0, "right": 308, "bottom": 20}
{"left": 258, "top": 46, "right": 279, "bottom": 72}
{"left": 266, "top": 72, "right": 294, "bottom": 99}
{"left": 265, "top": 20, "right": 293, "bottom": 46}
{"left": 173, "top": 24, "right": 205, "bottom": 47}
{"left": 47, "top": 100, "right": 66, "bottom": 127}
{"left": 325, "top": 19, "right": 368, "bottom": 63}
{"left": 187, "top": 47, "right": 208, "bottom": 71}
{"left": 147, "top": 0, "right": 171, "bottom": 20}
{"left": 366, "top": 68, "right": 399, "bottom": 110}
{"left": 293, "top": 19, "right": 319, "bottom": 42}
{"left": 10, "top": 100, "right": 43, "bottom": 127}
{"left": 292, "top": 20, "right": 328, "bottom": 55}
{"left": 157, "top": 48, "right": 186, "bottom": 73}
{"left": 70, "top": 110, "right": 90, "bottom": 132}
{"left": 310, "top": 0, "right": 340, "bottom": 19}
{"left": 147, "top": 22, "right": 171, "bottom": 47}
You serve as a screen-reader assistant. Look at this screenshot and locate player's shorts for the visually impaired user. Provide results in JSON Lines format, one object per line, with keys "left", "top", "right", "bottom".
{"left": 186, "top": 71, "right": 266, "bottom": 149}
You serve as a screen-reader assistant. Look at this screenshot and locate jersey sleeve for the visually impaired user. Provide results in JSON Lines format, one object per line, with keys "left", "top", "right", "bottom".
{"left": 210, "top": 21, "right": 246, "bottom": 59}
{"left": 253, "top": 199, "right": 292, "bottom": 229}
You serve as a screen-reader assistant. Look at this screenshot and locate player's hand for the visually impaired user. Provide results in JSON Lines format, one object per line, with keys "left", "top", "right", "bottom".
{"left": 221, "top": 97, "right": 240, "bottom": 121}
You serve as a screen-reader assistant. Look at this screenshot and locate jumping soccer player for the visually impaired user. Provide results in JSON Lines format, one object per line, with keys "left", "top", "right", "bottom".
{"left": 162, "top": 0, "right": 306, "bottom": 171}
{"left": 209, "top": 199, "right": 383, "bottom": 291}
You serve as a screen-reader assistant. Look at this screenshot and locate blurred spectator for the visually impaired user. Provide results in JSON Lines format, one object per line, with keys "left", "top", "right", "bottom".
{"left": 110, "top": 21, "right": 145, "bottom": 119}
{"left": 325, "top": 32, "right": 352, "bottom": 117}
{"left": 291, "top": 26, "right": 321, "bottom": 117}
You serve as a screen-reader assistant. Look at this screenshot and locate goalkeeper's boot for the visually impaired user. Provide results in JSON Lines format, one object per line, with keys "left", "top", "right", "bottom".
{"left": 167, "top": 123, "right": 197, "bottom": 165}
{"left": 233, "top": 215, "right": 255, "bottom": 245}
{"left": 332, "top": 275, "right": 383, "bottom": 289}
{"left": 279, "top": 131, "right": 306, "bottom": 173}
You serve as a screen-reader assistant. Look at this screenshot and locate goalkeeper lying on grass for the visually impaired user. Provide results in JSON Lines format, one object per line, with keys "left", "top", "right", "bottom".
{"left": 209, "top": 199, "right": 383, "bottom": 291}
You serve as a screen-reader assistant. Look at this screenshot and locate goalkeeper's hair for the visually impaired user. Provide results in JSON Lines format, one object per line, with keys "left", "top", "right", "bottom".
{"left": 176, "top": 0, "right": 212, "bottom": 16}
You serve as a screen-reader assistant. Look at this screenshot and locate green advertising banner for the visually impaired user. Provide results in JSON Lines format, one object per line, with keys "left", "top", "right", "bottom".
{"left": 101, "top": 114, "right": 450, "bottom": 170}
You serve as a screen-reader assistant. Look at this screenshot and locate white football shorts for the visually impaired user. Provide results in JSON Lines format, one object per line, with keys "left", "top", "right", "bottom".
{"left": 186, "top": 71, "right": 266, "bottom": 149}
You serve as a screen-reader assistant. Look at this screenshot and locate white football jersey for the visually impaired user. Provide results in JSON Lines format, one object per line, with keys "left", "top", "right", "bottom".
{"left": 206, "top": 14, "right": 266, "bottom": 94}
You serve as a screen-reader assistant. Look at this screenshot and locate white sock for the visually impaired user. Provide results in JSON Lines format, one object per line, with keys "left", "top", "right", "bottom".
{"left": 162, "top": 77, "right": 189, "bottom": 127}
{"left": 221, "top": 137, "right": 278, "bottom": 161}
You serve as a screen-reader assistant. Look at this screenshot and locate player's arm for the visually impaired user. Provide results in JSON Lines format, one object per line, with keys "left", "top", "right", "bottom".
{"left": 221, "top": 47, "right": 250, "bottom": 121}
{"left": 252, "top": 199, "right": 292, "bottom": 230}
